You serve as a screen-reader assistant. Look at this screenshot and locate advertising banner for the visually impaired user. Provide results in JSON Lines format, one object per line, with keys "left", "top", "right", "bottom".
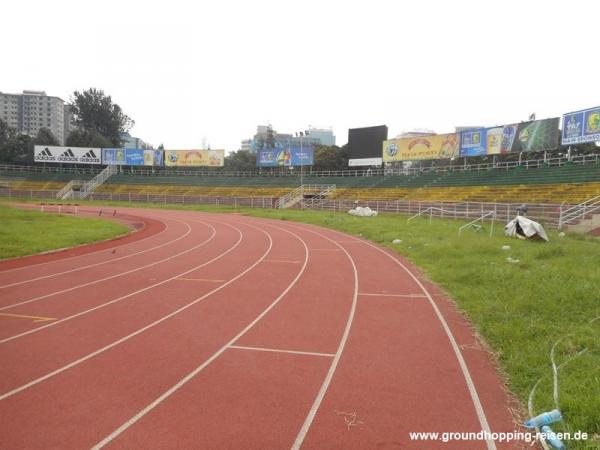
{"left": 34, "top": 146, "right": 101, "bottom": 164}
{"left": 103, "top": 148, "right": 163, "bottom": 166}
{"left": 459, "top": 129, "right": 487, "bottom": 157}
{"left": 164, "top": 149, "right": 225, "bottom": 167}
{"left": 256, "top": 146, "right": 314, "bottom": 167}
{"left": 459, "top": 125, "right": 517, "bottom": 156}
{"left": 144, "top": 149, "right": 163, "bottom": 166}
{"left": 102, "top": 148, "right": 126, "bottom": 164}
{"left": 562, "top": 106, "right": 600, "bottom": 145}
{"left": 348, "top": 157, "right": 383, "bottom": 167}
{"left": 459, "top": 118, "right": 559, "bottom": 156}
{"left": 383, "top": 133, "right": 459, "bottom": 162}
{"left": 511, "top": 118, "right": 559, "bottom": 152}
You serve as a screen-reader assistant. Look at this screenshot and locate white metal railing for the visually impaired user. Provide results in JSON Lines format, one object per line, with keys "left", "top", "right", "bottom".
{"left": 278, "top": 184, "right": 336, "bottom": 209}
{"left": 303, "top": 185, "right": 337, "bottom": 208}
{"left": 0, "top": 186, "right": 574, "bottom": 229}
{"left": 458, "top": 211, "right": 496, "bottom": 237}
{"left": 278, "top": 186, "right": 304, "bottom": 209}
{"left": 56, "top": 180, "right": 82, "bottom": 199}
{"left": 558, "top": 194, "right": 600, "bottom": 229}
{"left": 78, "top": 165, "right": 118, "bottom": 199}
{"left": 1, "top": 152, "right": 599, "bottom": 178}
{"left": 406, "top": 206, "right": 468, "bottom": 224}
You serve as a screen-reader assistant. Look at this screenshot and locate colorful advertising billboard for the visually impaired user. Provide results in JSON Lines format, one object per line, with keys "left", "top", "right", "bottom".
{"left": 511, "top": 118, "right": 560, "bottom": 152}
{"left": 459, "top": 129, "right": 487, "bottom": 157}
{"left": 460, "top": 125, "right": 518, "bottom": 156}
{"left": 164, "top": 149, "right": 225, "bottom": 167}
{"left": 383, "top": 133, "right": 459, "bottom": 162}
{"left": 256, "top": 146, "right": 314, "bottom": 167}
{"left": 459, "top": 118, "right": 559, "bottom": 156}
{"left": 103, "top": 149, "right": 163, "bottom": 166}
{"left": 34, "top": 146, "right": 101, "bottom": 164}
{"left": 144, "top": 149, "right": 163, "bottom": 166}
{"left": 562, "top": 106, "right": 600, "bottom": 145}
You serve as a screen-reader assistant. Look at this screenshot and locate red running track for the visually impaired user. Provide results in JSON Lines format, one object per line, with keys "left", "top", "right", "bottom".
{"left": 0, "top": 206, "right": 525, "bottom": 449}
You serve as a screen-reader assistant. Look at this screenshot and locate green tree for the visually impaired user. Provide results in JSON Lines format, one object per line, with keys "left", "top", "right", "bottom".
{"left": 0, "top": 118, "right": 16, "bottom": 149}
{"left": 2, "top": 134, "right": 33, "bottom": 164}
{"left": 312, "top": 145, "right": 348, "bottom": 171}
{"left": 224, "top": 150, "right": 257, "bottom": 172}
{"left": 70, "top": 88, "right": 134, "bottom": 146}
{"left": 33, "top": 128, "right": 59, "bottom": 146}
{"left": 66, "top": 129, "right": 112, "bottom": 148}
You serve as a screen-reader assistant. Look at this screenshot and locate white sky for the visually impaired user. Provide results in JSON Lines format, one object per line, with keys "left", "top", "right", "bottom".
{"left": 3, "top": 0, "right": 599, "bottom": 151}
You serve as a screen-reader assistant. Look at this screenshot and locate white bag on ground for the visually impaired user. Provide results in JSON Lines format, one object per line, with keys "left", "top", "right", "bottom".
{"left": 504, "top": 216, "right": 549, "bottom": 241}
{"left": 348, "top": 206, "right": 378, "bottom": 217}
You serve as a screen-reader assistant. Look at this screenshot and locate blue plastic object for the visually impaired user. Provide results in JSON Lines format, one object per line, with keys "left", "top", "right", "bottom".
{"left": 524, "top": 409, "right": 562, "bottom": 428}
{"left": 541, "top": 425, "right": 565, "bottom": 450}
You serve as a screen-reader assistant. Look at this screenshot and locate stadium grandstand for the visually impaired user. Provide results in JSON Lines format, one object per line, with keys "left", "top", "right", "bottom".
{"left": 1, "top": 153, "right": 599, "bottom": 212}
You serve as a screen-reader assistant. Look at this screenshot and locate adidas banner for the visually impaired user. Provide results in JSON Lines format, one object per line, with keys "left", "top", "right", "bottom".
{"left": 34, "top": 146, "right": 102, "bottom": 164}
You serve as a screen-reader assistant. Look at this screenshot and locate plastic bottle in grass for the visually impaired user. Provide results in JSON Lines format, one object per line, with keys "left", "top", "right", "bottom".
{"left": 524, "top": 409, "right": 562, "bottom": 428}
{"left": 541, "top": 425, "right": 565, "bottom": 450}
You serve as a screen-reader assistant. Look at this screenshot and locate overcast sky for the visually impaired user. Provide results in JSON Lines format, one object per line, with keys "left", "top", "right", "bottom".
{"left": 3, "top": 0, "right": 599, "bottom": 151}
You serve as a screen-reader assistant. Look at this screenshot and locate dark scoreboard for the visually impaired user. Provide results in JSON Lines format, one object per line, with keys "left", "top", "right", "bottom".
{"left": 347, "top": 125, "right": 388, "bottom": 160}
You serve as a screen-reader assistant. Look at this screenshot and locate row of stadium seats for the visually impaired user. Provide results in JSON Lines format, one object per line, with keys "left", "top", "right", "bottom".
{"left": 1, "top": 161, "right": 599, "bottom": 204}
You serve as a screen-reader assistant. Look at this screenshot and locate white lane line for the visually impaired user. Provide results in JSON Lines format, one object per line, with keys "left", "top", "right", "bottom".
{"left": 359, "top": 293, "right": 427, "bottom": 298}
{"left": 291, "top": 227, "right": 359, "bottom": 450}
{"left": 229, "top": 345, "right": 334, "bottom": 358}
{"left": 91, "top": 221, "right": 309, "bottom": 449}
{"left": 0, "top": 211, "right": 171, "bottom": 275}
{"left": 0, "top": 221, "right": 267, "bottom": 400}
{"left": 0, "top": 221, "right": 231, "bottom": 344}
{"left": 297, "top": 226, "right": 498, "bottom": 450}
{"left": 0, "top": 221, "right": 215, "bottom": 312}
{"left": 174, "top": 278, "right": 225, "bottom": 283}
{"left": 0, "top": 218, "right": 192, "bottom": 289}
{"left": 263, "top": 260, "right": 302, "bottom": 264}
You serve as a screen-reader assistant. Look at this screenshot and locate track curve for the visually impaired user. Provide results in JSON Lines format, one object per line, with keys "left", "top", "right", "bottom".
{"left": 0, "top": 207, "right": 522, "bottom": 449}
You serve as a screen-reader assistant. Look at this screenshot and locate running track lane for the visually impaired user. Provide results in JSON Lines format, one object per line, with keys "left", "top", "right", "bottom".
{"left": 0, "top": 214, "right": 194, "bottom": 305}
{"left": 0, "top": 216, "right": 310, "bottom": 448}
{"left": 0, "top": 205, "right": 167, "bottom": 273}
{"left": 0, "top": 210, "right": 522, "bottom": 449}
{"left": 0, "top": 216, "right": 218, "bottom": 339}
{"left": 0, "top": 219, "right": 250, "bottom": 390}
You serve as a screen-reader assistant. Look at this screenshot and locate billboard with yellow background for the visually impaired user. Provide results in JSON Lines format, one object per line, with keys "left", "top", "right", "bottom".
{"left": 164, "top": 149, "right": 225, "bottom": 167}
{"left": 382, "top": 133, "right": 460, "bottom": 162}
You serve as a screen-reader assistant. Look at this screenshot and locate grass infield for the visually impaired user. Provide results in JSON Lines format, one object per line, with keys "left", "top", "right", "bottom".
{"left": 4, "top": 198, "right": 599, "bottom": 447}
{"left": 0, "top": 203, "right": 129, "bottom": 259}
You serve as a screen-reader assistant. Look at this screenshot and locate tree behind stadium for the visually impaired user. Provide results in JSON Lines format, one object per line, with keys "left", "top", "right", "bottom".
{"left": 69, "top": 88, "right": 134, "bottom": 147}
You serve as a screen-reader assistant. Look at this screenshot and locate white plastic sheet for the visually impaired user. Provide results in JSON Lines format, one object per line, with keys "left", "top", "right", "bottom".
{"left": 504, "top": 216, "right": 549, "bottom": 241}
{"left": 348, "top": 206, "right": 378, "bottom": 217}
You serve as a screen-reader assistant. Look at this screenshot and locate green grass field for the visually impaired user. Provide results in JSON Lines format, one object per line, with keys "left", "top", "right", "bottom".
{"left": 0, "top": 204, "right": 129, "bottom": 259}
{"left": 3, "top": 198, "right": 599, "bottom": 448}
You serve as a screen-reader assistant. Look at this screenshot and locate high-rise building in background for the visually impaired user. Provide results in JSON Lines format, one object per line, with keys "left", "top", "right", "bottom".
{"left": 0, "top": 90, "right": 71, "bottom": 145}
{"left": 306, "top": 127, "right": 335, "bottom": 146}
{"left": 241, "top": 125, "right": 334, "bottom": 152}
{"left": 122, "top": 132, "right": 153, "bottom": 149}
